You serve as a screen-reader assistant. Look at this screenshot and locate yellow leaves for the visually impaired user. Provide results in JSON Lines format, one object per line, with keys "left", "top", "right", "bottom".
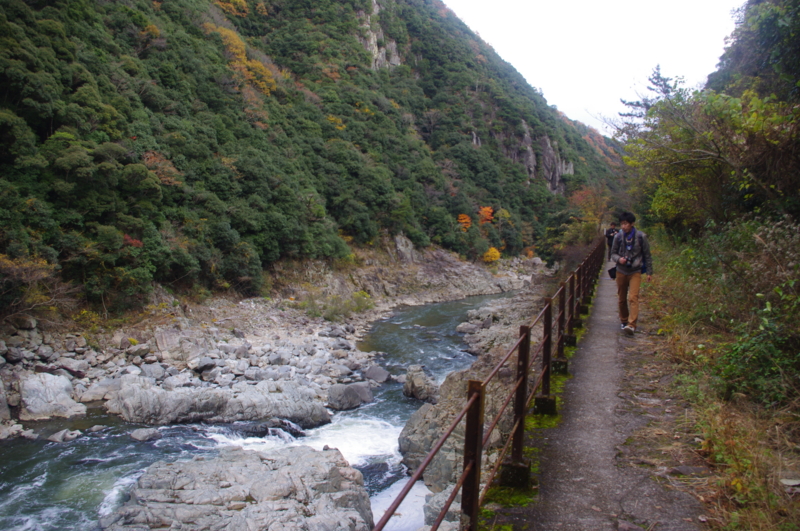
{"left": 483, "top": 247, "right": 501, "bottom": 263}
{"left": 327, "top": 115, "right": 346, "bottom": 130}
{"left": 495, "top": 208, "right": 512, "bottom": 225}
{"left": 0, "top": 253, "right": 54, "bottom": 284}
{"left": 354, "top": 102, "right": 375, "bottom": 116}
{"left": 140, "top": 24, "right": 160, "bottom": 39}
{"left": 202, "top": 23, "right": 276, "bottom": 101}
{"left": 214, "top": 0, "right": 249, "bottom": 17}
{"left": 211, "top": 25, "right": 247, "bottom": 62}
{"left": 246, "top": 59, "right": 277, "bottom": 95}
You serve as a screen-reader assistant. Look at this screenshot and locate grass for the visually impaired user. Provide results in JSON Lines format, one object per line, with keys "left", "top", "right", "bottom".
{"left": 643, "top": 237, "right": 800, "bottom": 530}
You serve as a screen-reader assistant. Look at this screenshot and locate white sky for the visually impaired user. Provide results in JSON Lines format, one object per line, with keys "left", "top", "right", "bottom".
{"left": 441, "top": 0, "right": 744, "bottom": 135}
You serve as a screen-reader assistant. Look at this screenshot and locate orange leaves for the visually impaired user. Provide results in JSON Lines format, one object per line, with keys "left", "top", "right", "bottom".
{"left": 478, "top": 206, "right": 494, "bottom": 225}
{"left": 568, "top": 185, "right": 608, "bottom": 226}
{"left": 459, "top": 206, "right": 494, "bottom": 231}
{"left": 142, "top": 151, "right": 182, "bottom": 186}
{"left": 457, "top": 214, "right": 472, "bottom": 232}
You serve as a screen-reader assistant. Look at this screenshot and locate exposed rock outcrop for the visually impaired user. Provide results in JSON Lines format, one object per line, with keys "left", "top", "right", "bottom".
{"left": 100, "top": 446, "right": 374, "bottom": 531}
{"left": 403, "top": 365, "right": 439, "bottom": 403}
{"left": 358, "top": 0, "right": 402, "bottom": 70}
{"left": 105, "top": 376, "right": 331, "bottom": 428}
{"left": 18, "top": 372, "right": 86, "bottom": 421}
{"left": 538, "top": 135, "right": 573, "bottom": 194}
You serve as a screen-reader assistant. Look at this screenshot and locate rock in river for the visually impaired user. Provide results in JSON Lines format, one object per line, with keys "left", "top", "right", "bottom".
{"left": 105, "top": 376, "right": 330, "bottom": 428}
{"left": 100, "top": 446, "right": 373, "bottom": 531}
{"left": 18, "top": 372, "right": 86, "bottom": 421}
{"left": 327, "top": 382, "right": 374, "bottom": 410}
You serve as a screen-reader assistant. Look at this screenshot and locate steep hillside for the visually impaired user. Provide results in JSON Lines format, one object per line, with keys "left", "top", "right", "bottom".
{"left": 0, "top": 0, "right": 614, "bottom": 313}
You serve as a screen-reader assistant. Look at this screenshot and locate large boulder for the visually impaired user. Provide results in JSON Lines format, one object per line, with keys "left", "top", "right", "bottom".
{"left": 403, "top": 365, "right": 439, "bottom": 404}
{"left": 18, "top": 372, "right": 87, "bottom": 420}
{"left": 327, "top": 383, "right": 373, "bottom": 411}
{"left": 105, "top": 376, "right": 330, "bottom": 428}
{"left": 100, "top": 446, "right": 373, "bottom": 531}
{"left": 130, "top": 428, "right": 162, "bottom": 442}
{"left": 363, "top": 364, "right": 390, "bottom": 383}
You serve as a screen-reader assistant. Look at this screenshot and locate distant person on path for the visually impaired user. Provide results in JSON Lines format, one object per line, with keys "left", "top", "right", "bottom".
{"left": 610, "top": 212, "right": 653, "bottom": 336}
{"left": 604, "top": 222, "right": 619, "bottom": 260}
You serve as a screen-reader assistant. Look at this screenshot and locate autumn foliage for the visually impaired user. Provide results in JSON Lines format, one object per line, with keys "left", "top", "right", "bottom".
{"left": 482, "top": 247, "right": 500, "bottom": 263}
{"left": 202, "top": 23, "right": 276, "bottom": 96}
{"left": 142, "top": 151, "right": 183, "bottom": 186}
{"left": 478, "top": 206, "right": 494, "bottom": 225}
{"left": 457, "top": 214, "right": 472, "bottom": 232}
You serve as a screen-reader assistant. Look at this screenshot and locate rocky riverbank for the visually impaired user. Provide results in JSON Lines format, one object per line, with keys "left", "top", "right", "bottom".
{"left": 0, "top": 235, "right": 552, "bottom": 529}
{"left": 1, "top": 235, "right": 546, "bottom": 438}
{"left": 100, "top": 445, "right": 374, "bottom": 530}
{"left": 398, "top": 275, "right": 555, "bottom": 528}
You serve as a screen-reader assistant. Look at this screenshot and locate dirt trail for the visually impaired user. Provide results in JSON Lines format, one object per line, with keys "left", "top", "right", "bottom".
{"left": 488, "top": 262, "right": 708, "bottom": 530}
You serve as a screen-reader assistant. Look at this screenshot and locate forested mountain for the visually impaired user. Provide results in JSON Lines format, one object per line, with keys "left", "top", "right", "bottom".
{"left": 0, "top": 0, "right": 615, "bottom": 312}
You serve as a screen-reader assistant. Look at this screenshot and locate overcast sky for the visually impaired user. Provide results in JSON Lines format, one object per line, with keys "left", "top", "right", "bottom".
{"left": 441, "top": 0, "right": 744, "bottom": 134}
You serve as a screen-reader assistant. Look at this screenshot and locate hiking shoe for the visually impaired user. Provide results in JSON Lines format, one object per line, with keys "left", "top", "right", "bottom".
{"left": 620, "top": 323, "right": 628, "bottom": 330}
{"left": 622, "top": 325, "right": 635, "bottom": 336}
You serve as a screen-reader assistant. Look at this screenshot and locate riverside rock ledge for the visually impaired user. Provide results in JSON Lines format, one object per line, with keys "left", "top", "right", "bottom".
{"left": 105, "top": 375, "right": 331, "bottom": 428}
{"left": 100, "top": 445, "right": 373, "bottom": 530}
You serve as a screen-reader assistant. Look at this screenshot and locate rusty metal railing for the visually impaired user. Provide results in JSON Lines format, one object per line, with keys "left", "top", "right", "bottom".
{"left": 373, "top": 238, "right": 606, "bottom": 531}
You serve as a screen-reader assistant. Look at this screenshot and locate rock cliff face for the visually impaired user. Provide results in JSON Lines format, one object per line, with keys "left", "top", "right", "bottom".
{"left": 497, "top": 121, "right": 574, "bottom": 195}
{"left": 539, "top": 136, "right": 573, "bottom": 194}
{"left": 358, "top": 0, "right": 402, "bottom": 70}
{"left": 101, "top": 446, "right": 373, "bottom": 531}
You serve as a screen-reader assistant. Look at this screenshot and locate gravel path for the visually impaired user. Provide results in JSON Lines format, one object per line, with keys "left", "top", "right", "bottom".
{"left": 487, "top": 262, "right": 707, "bottom": 530}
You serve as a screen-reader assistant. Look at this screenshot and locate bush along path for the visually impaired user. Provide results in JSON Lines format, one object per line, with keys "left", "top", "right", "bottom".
{"left": 483, "top": 261, "right": 709, "bottom": 530}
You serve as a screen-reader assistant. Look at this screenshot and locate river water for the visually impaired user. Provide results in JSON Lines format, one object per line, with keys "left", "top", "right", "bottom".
{"left": 0, "top": 292, "right": 512, "bottom": 531}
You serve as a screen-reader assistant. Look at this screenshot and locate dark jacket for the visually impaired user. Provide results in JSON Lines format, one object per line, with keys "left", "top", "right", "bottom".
{"left": 605, "top": 227, "right": 618, "bottom": 246}
{"left": 610, "top": 228, "right": 653, "bottom": 276}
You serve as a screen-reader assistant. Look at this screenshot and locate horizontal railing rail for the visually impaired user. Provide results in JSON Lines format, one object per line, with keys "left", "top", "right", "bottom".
{"left": 374, "top": 238, "right": 606, "bottom": 531}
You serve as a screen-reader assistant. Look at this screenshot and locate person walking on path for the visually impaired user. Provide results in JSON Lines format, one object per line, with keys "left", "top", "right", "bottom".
{"left": 605, "top": 222, "right": 619, "bottom": 260}
{"left": 610, "top": 212, "right": 653, "bottom": 336}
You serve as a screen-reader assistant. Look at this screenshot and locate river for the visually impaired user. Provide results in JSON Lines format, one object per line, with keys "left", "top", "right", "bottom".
{"left": 0, "top": 292, "right": 512, "bottom": 531}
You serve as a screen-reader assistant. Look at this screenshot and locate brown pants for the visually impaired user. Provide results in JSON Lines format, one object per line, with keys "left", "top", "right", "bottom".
{"left": 616, "top": 271, "right": 642, "bottom": 328}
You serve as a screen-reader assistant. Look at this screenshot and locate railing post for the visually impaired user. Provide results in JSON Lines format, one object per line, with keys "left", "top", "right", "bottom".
{"left": 553, "top": 284, "right": 569, "bottom": 374}
{"left": 542, "top": 298, "right": 552, "bottom": 396}
{"left": 500, "top": 326, "right": 532, "bottom": 489}
{"left": 534, "top": 298, "right": 556, "bottom": 415}
{"left": 557, "top": 283, "right": 566, "bottom": 359}
{"left": 513, "top": 325, "right": 530, "bottom": 461}
{"left": 461, "top": 380, "right": 484, "bottom": 531}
